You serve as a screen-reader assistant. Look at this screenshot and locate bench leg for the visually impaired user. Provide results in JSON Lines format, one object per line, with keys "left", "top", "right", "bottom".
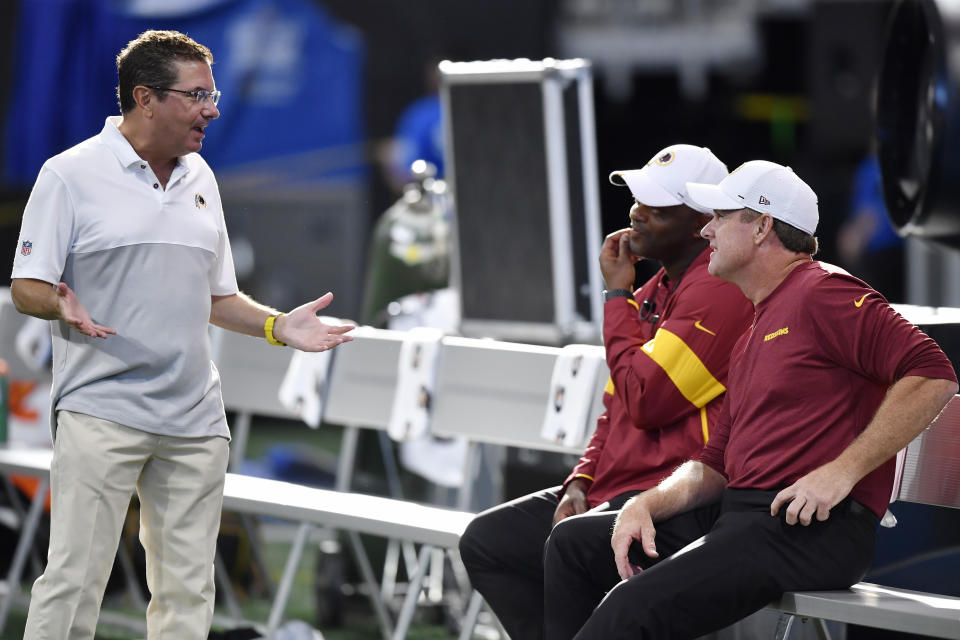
{"left": 456, "top": 442, "right": 481, "bottom": 512}
{"left": 458, "top": 590, "right": 484, "bottom": 640}
{"left": 0, "top": 476, "right": 48, "bottom": 634}
{"left": 334, "top": 425, "right": 360, "bottom": 492}
{"left": 426, "top": 547, "right": 445, "bottom": 604}
{"left": 380, "top": 538, "right": 420, "bottom": 604}
{"left": 228, "top": 411, "right": 252, "bottom": 473}
{"left": 214, "top": 551, "right": 243, "bottom": 618}
{"left": 266, "top": 522, "right": 312, "bottom": 637}
{"left": 347, "top": 530, "right": 393, "bottom": 640}
{"left": 382, "top": 539, "right": 401, "bottom": 601}
{"left": 775, "top": 613, "right": 796, "bottom": 640}
{"left": 239, "top": 512, "right": 275, "bottom": 599}
{"left": 812, "top": 617, "right": 832, "bottom": 640}
{"left": 392, "top": 545, "right": 433, "bottom": 640}
{"left": 2, "top": 475, "right": 44, "bottom": 577}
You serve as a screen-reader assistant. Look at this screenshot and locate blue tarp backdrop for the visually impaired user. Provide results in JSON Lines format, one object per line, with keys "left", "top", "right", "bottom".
{"left": 3, "top": 0, "right": 365, "bottom": 187}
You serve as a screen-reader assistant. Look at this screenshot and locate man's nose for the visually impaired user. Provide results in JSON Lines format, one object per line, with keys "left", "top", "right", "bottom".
{"left": 700, "top": 219, "right": 714, "bottom": 239}
{"left": 203, "top": 102, "right": 220, "bottom": 120}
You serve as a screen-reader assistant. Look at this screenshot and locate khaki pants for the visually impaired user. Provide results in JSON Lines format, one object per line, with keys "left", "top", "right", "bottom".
{"left": 24, "top": 410, "right": 229, "bottom": 640}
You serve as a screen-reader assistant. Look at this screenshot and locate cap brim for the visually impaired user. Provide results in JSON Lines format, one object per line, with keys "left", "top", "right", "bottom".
{"left": 609, "top": 169, "right": 683, "bottom": 207}
{"left": 686, "top": 181, "right": 743, "bottom": 211}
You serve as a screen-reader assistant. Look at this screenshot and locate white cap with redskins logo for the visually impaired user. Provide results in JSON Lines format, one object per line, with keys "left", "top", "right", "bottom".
{"left": 686, "top": 160, "right": 819, "bottom": 235}
{"left": 608, "top": 144, "right": 728, "bottom": 215}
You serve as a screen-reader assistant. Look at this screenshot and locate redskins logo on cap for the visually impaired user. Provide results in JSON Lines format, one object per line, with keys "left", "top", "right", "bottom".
{"left": 650, "top": 151, "right": 676, "bottom": 167}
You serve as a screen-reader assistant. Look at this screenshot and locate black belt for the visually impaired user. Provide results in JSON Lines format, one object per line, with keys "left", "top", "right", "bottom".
{"left": 846, "top": 498, "right": 880, "bottom": 527}
{"left": 721, "top": 489, "right": 879, "bottom": 526}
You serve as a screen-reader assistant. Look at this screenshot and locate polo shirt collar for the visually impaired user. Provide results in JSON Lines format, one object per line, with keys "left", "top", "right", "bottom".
{"left": 100, "top": 116, "right": 188, "bottom": 175}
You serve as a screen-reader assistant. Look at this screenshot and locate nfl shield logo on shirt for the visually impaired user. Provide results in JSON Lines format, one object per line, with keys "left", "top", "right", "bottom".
{"left": 20, "top": 240, "right": 32, "bottom": 256}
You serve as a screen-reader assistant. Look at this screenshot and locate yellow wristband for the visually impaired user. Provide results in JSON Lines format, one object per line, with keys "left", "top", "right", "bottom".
{"left": 264, "top": 313, "right": 286, "bottom": 346}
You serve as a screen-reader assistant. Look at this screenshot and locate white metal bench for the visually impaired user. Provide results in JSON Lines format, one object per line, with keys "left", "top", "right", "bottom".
{"left": 771, "top": 394, "right": 960, "bottom": 639}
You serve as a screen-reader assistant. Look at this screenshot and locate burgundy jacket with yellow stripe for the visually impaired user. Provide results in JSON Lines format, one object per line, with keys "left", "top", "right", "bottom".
{"left": 565, "top": 248, "right": 753, "bottom": 507}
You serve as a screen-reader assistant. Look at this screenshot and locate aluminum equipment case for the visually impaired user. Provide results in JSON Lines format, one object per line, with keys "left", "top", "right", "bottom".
{"left": 440, "top": 58, "right": 603, "bottom": 344}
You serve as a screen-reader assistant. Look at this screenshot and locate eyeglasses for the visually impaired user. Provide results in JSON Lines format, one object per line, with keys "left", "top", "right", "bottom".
{"left": 148, "top": 86, "right": 221, "bottom": 106}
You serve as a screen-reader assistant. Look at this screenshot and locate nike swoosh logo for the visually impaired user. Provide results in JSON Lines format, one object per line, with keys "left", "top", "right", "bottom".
{"left": 694, "top": 320, "right": 716, "bottom": 336}
{"left": 854, "top": 294, "right": 868, "bottom": 308}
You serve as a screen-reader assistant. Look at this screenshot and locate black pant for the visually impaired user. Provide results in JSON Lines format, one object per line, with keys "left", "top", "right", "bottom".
{"left": 459, "top": 486, "right": 640, "bottom": 640}
{"left": 543, "top": 489, "right": 879, "bottom": 640}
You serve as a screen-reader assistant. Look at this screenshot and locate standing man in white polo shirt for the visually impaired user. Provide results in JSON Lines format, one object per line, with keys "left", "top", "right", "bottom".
{"left": 10, "top": 30, "right": 354, "bottom": 639}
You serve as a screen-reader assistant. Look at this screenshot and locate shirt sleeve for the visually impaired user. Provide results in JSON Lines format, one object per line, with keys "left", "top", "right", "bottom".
{"left": 11, "top": 164, "right": 75, "bottom": 284}
{"left": 603, "top": 276, "right": 752, "bottom": 430}
{"left": 206, "top": 179, "right": 239, "bottom": 296}
{"left": 565, "top": 383, "right": 613, "bottom": 487}
{"left": 697, "top": 396, "right": 731, "bottom": 478}
{"left": 811, "top": 276, "right": 957, "bottom": 384}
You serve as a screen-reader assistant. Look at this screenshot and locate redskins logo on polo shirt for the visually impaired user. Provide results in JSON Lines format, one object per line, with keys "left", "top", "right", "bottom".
{"left": 194, "top": 193, "right": 207, "bottom": 209}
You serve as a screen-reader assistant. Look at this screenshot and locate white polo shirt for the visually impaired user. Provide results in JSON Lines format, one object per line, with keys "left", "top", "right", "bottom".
{"left": 12, "top": 116, "right": 239, "bottom": 439}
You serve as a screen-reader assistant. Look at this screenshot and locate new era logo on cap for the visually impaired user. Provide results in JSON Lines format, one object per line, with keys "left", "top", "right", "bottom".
{"left": 609, "top": 144, "right": 728, "bottom": 214}
{"left": 759, "top": 195, "right": 771, "bottom": 206}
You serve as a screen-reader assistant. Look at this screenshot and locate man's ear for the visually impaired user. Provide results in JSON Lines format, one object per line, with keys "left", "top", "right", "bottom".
{"left": 132, "top": 86, "right": 153, "bottom": 115}
{"left": 755, "top": 214, "right": 775, "bottom": 245}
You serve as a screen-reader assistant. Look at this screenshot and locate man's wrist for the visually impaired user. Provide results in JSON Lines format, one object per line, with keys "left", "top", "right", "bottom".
{"left": 264, "top": 313, "right": 286, "bottom": 346}
{"left": 603, "top": 288, "right": 633, "bottom": 302}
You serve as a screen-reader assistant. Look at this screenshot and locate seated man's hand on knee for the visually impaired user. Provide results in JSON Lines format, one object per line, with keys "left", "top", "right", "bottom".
{"left": 612, "top": 496, "right": 659, "bottom": 579}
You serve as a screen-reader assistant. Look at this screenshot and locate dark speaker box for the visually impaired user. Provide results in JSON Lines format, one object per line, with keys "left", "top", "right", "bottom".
{"left": 440, "top": 59, "right": 603, "bottom": 345}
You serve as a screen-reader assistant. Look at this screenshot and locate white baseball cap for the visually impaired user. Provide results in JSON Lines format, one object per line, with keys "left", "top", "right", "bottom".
{"left": 686, "top": 160, "right": 819, "bottom": 235}
{"left": 609, "top": 144, "right": 728, "bottom": 215}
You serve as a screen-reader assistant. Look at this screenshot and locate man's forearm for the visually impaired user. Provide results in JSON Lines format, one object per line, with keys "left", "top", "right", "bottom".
{"left": 833, "top": 375, "right": 958, "bottom": 482}
{"left": 209, "top": 292, "right": 276, "bottom": 337}
{"left": 11, "top": 278, "right": 60, "bottom": 319}
{"left": 644, "top": 460, "right": 727, "bottom": 522}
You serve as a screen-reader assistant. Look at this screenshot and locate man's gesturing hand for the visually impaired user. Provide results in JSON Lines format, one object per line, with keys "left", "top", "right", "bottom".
{"left": 275, "top": 292, "right": 355, "bottom": 352}
{"left": 611, "top": 496, "right": 659, "bottom": 580}
{"left": 57, "top": 282, "right": 116, "bottom": 339}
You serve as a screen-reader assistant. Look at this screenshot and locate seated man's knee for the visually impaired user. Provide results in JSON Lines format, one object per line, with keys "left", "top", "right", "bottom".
{"left": 544, "top": 514, "right": 583, "bottom": 561}
{"left": 459, "top": 512, "right": 495, "bottom": 567}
